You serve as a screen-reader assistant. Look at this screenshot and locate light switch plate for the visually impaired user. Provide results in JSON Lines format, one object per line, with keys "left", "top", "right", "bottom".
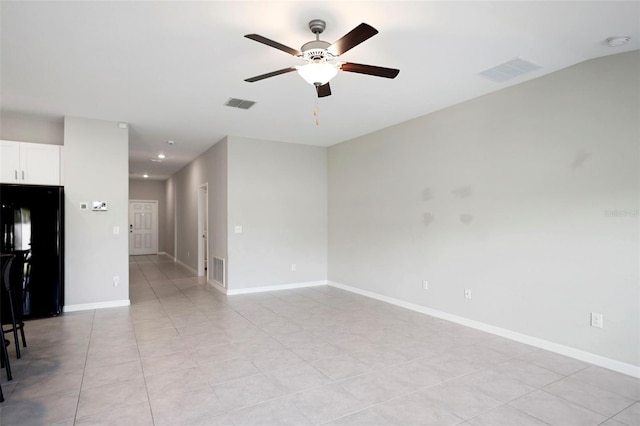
{"left": 234, "top": 225, "right": 243, "bottom": 234}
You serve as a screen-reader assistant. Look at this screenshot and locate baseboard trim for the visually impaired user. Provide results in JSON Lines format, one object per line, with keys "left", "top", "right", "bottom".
{"left": 63, "top": 299, "right": 131, "bottom": 313}
{"left": 175, "top": 258, "right": 198, "bottom": 275}
{"left": 327, "top": 281, "right": 640, "bottom": 378}
{"left": 226, "top": 280, "right": 327, "bottom": 295}
{"left": 208, "top": 279, "right": 227, "bottom": 295}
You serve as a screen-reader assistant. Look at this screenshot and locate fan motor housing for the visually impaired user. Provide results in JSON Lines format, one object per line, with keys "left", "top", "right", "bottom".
{"left": 301, "top": 40, "right": 333, "bottom": 61}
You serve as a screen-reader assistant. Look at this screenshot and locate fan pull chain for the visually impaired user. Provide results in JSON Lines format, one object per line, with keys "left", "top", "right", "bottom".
{"left": 314, "top": 97, "right": 319, "bottom": 126}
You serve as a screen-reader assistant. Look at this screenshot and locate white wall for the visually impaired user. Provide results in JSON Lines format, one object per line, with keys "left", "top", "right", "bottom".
{"left": 227, "top": 136, "right": 327, "bottom": 290}
{"left": 328, "top": 51, "right": 640, "bottom": 367}
{"left": 129, "top": 178, "right": 167, "bottom": 253}
{"left": 64, "top": 116, "right": 129, "bottom": 308}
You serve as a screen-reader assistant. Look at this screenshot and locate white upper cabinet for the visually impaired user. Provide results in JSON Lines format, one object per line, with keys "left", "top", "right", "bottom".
{"left": 0, "top": 140, "right": 62, "bottom": 185}
{"left": 0, "top": 140, "right": 21, "bottom": 183}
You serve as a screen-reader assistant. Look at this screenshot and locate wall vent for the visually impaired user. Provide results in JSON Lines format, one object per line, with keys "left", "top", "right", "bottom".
{"left": 479, "top": 57, "right": 542, "bottom": 83}
{"left": 225, "top": 98, "right": 256, "bottom": 110}
{"left": 212, "top": 257, "right": 226, "bottom": 287}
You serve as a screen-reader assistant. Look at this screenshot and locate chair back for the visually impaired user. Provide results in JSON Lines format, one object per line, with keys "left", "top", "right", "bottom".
{"left": 1, "top": 256, "right": 14, "bottom": 292}
{"left": 1, "top": 255, "right": 24, "bottom": 323}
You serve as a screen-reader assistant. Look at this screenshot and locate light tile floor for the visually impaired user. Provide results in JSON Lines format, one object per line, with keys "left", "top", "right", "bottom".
{"left": 0, "top": 254, "right": 638, "bottom": 425}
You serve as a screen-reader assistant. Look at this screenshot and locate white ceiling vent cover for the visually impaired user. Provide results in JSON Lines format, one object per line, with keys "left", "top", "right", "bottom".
{"left": 225, "top": 98, "right": 256, "bottom": 110}
{"left": 479, "top": 57, "right": 542, "bottom": 83}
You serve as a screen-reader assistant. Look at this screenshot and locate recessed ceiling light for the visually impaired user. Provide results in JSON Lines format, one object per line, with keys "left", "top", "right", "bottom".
{"left": 157, "top": 153, "right": 166, "bottom": 159}
{"left": 143, "top": 174, "right": 149, "bottom": 178}
{"left": 606, "top": 36, "right": 630, "bottom": 47}
{"left": 167, "top": 140, "right": 175, "bottom": 146}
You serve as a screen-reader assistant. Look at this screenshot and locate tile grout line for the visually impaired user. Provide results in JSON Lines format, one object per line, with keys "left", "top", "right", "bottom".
{"left": 72, "top": 308, "right": 96, "bottom": 425}
{"left": 133, "top": 266, "right": 159, "bottom": 426}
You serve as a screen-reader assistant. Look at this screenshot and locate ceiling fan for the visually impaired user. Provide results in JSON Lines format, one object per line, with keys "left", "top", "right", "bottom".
{"left": 244, "top": 19, "right": 400, "bottom": 98}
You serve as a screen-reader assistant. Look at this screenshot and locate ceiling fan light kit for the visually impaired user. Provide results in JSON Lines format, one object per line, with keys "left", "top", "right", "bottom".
{"left": 244, "top": 19, "right": 400, "bottom": 99}
{"left": 297, "top": 62, "right": 338, "bottom": 86}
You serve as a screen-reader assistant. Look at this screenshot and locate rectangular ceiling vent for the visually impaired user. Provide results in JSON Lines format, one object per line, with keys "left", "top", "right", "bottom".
{"left": 479, "top": 57, "right": 542, "bottom": 83}
{"left": 225, "top": 98, "right": 256, "bottom": 110}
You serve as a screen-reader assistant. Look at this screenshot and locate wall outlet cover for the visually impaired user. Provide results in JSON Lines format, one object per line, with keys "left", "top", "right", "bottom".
{"left": 591, "top": 312, "right": 603, "bottom": 328}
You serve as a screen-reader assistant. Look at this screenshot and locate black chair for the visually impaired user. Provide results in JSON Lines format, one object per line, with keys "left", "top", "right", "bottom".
{"left": 0, "top": 256, "right": 13, "bottom": 381}
{"left": 2, "top": 254, "right": 27, "bottom": 359}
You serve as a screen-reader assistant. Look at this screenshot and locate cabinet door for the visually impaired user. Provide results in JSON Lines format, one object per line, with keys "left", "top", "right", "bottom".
{"left": 0, "top": 140, "right": 21, "bottom": 183}
{"left": 21, "top": 143, "right": 61, "bottom": 185}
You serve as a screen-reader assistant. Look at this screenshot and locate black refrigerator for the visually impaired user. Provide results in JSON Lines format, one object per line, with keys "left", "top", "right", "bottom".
{"left": 1, "top": 184, "right": 64, "bottom": 318}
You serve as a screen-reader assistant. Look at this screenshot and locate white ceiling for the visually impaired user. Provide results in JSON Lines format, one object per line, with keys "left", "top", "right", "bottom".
{"left": 2, "top": 1, "right": 638, "bottom": 180}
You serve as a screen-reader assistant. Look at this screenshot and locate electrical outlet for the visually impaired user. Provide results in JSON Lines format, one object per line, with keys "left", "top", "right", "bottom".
{"left": 591, "top": 312, "right": 603, "bottom": 328}
{"left": 291, "top": 264, "right": 297, "bottom": 271}
{"left": 422, "top": 280, "right": 428, "bottom": 290}
{"left": 464, "top": 289, "right": 472, "bottom": 299}
{"left": 113, "top": 276, "right": 119, "bottom": 287}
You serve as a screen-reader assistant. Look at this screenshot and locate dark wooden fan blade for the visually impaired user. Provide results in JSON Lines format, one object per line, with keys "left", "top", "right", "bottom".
{"left": 245, "top": 34, "right": 301, "bottom": 56}
{"left": 341, "top": 62, "right": 400, "bottom": 79}
{"left": 244, "top": 67, "right": 297, "bottom": 82}
{"left": 316, "top": 83, "right": 331, "bottom": 98}
{"left": 327, "top": 23, "right": 378, "bottom": 56}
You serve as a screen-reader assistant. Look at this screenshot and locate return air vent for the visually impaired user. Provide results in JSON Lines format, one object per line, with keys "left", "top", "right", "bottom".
{"left": 479, "top": 57, "right": 542, "bottom": 83}
{"left": 212, "top": 257, "right": 226, "bottom": 287}
{"left": 225, "top": 98, "right": 256, "bottom": 110}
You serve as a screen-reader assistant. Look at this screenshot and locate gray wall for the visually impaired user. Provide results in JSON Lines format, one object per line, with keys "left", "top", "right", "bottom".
{"left": 210, "top": 139, "right": 228, "bottom": 278}
{"left": 129, "top": 178, "right": 167, "bottom": 253}
{"left": 64, "top": 116, "right": 129, "bottom": 306}
{"left": 170, "top": 135, "right": 326, "bottom": 290}
{"left": 227, "top": 136, "right": 327, "bottom": 289}
{"left": 171, "top": 138, "right": 228, "bottom": 276}
{"left": 328, "top": 51, "right": 640, "bottom": 366}
{"left": 165, "top": 176, "right": 176, "bottom": 257}
{"left": 1, "top": 111, "right": 64, "bottom": 145}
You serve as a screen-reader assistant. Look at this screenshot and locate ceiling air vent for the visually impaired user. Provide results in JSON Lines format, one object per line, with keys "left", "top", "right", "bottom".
{"left": 225, "top": 98, "right": 256, "bottom": 110}
{"left": 479, "top": 57, "right": 542, "bottom": 83}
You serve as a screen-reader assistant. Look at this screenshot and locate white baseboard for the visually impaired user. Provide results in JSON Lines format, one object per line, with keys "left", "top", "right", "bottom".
{"left": 226, "top": 280, "right": 327, "bottom": 295}
{"left": 208, "top": 279, "right": 227, "bottom": 294}
{"left": 175, "top": 258, "right": 198, "bottom": 275}
{"left": 328, "top": 281, "right": 640, "bottom": 378}
{"left": 63, "top": 299, "right": 130, "bottom": 312}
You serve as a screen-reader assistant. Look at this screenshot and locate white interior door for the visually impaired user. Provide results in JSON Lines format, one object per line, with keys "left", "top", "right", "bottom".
{"left": 129, "top": 200, "right": 158, "bottom": 255}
